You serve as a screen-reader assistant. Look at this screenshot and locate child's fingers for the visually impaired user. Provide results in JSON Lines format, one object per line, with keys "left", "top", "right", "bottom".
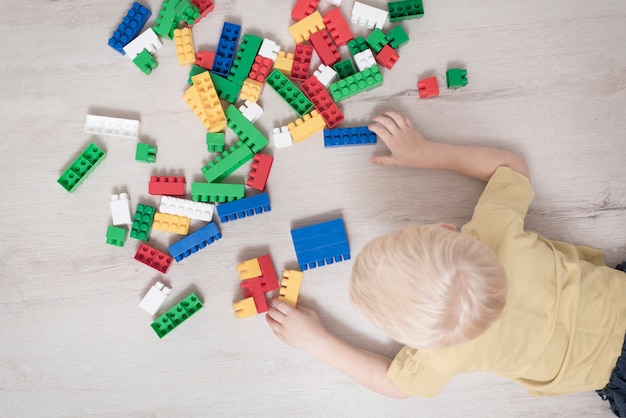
{"left": 267, "top": 306, "right": 287, "bottom": 323}
{"left": 271, "top": 298, "right": 294, "bottom": 315}
{"left": 368, "top": 123, "right": 393, "bottom": 146}
{"left": 371, "top": 155, "right": 397, "bottom": 166}
{"left": 372, "top": 114, "right": 400, "bottom": 135}
{"left": 382, "top": 111, "right": 408, "bottom": 129}
{"left": 265, "top": 312, "right": 284, "bottom": 332}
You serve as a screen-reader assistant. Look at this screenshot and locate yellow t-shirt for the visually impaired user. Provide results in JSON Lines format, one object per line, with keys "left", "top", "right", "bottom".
{"left": 386, "top": 166, "right": 626, "bottom": 397}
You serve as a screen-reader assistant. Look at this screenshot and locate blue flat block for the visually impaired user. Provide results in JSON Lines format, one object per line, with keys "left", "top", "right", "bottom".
{"left": 297, "top": 242, "right": 351, "bottom": 271}
{"left": 291, "top": 218, "right": 346, "bottom": 242}
{"left": 108, "top": 2, "right": 151, "bottom": 55}
{"left": 168, "top": 222, "right": 222, "bottom": 262}
{"left": 212, "top": 22, "right": 242, "bottom": 77}
{"left": 216, "top": 193, "right": 271, "bottom": 223}
{"left": 324, "top": 127, "right": 377, "bottom": 147}
{"left": 291, "top": 218, "right": 350, "bottom": 270}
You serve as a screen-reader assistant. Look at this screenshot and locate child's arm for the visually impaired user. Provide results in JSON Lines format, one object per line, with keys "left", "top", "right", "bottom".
{"left": 369, "top": 111, "right": 530, "bottom": 181}
{"left": 266, "top": 299, "right": 408, "bottom": 399}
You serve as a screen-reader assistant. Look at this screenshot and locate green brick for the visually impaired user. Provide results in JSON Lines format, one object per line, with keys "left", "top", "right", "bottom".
{"left": 106, "top": 225, "right": 127, "bottom": 247}
{"left": 130, "top": 204, "right": 155, "bottom": 241}
{"left": 174, "top": 0, "right": 200, "bottom": 26}
{"left": 347, "top": 36, "right": 368, "bottom": 57}
{"left": 387, "top": 25, "right": 409, "bottom": 49}
{"left": 334, "top": 59, "right": 356, "bottom": 79}
{"left": 446, "top": 68, "right": 468, "bottom": 89}
{"left": 151, "top": 292, "right": 203, "bottom": 338}
{"left": 266, "top": 69, "right": 314, "bottom": 117}
{"left": 200, "top": 143, "right": 254, "bottom": 183}
{"left": 388, "top": 0, "right": 424, "bottom": 22}
{"left": 57, "top": 142, "right": 106, "bottom": 193}
{"left": 191, "top": 182, "right": 245, "bottom": 203}
{"left": 365, "top": 29, "right": 388, "bottom": 53}
{"left": 206, "top": 132, "right": 225, "bottom": 153}
{"left": 210, "top": 72, "right": 241, "bottom": 104}
{"left": 228, "top": 34, "right": 263, "bottom": 86}
{"left": 225, "top": 105, "right": 269, "bottom": 153}
{"left": 329, "top": 66, "right": 384, "bottom": 102}
{"left": 132, "top": 49, "right": 158, "bottom": 75}
{"left": 153, "top": 0, "right": 179, "bottom": 39}
{"left": 135, "top": 143, "right": 157, "bottom": 163}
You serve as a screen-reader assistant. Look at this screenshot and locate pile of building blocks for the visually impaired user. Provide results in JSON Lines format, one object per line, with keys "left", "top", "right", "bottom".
{"left": 417, "top": 68, "right": 468, "bottom": 99}
{"left": 232, "top": 254, "right": 286, "bottom": 319}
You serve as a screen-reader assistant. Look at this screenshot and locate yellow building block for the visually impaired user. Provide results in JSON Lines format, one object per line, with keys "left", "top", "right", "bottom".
{"left": 288, "top": 110, "right": 326, "bottom": 143}
{"left": 236, "top": 258, "right": 262, "bottom": 280}
{"left": 174, "top": 27, "right": 195, "bottom": 65}
{"left": 279, "top": 270, "right": 303, "bottom": 308}
{"left": 152, "top": 212, "right": 190, "bottom": 235}
{"left": 288, "top": 11, "right": 325, "bottom": 43}
{"left": 183, "top": 85, "right": 211, "bottom": 130}
{"left": 274, "top": 51, "right": 294, "bottom": 77}
{"left": 233, "top": 297, "right": 258, "bottom": 319}
{"left": 191, "top": 72, "right": 227, "bottom": 132}
{"left": 239, "top": 78, "right": 264, "bottom": 103}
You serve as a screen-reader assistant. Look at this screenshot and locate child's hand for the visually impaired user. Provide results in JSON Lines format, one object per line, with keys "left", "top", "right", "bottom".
{"left": 266, "top": 299, "right": 330, "bottom": 352}
{"left": 368, "top": 111, "right": 430, "bottom": 167}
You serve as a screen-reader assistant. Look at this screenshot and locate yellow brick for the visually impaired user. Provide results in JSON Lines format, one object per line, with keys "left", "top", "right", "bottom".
{"left": 288, "top": 110, "right": 326, "bottom": 143}
{"left": 279, "top": 270, "right": 303, "bottom": 308}
{"left": 183, "top": 86, "right": 212, "bottom": 130}
{"left": 233, "top": 297, "right": 258, "bottom": 319}
{"left": 236, "top": 258, "right": 262, "bottom": 280}
{"left": 274, "top": 51, "right": 294, "bottom": 77}
{"left": 174, "top": 27, "right": 196, "bottom": 65}
{"left": 239, "top": 78, "right": 264, "bottom": 103}
{"left": 192, "top": 72, "right": 227, "bottom": 132}
{"left": 288, "top": 11, "right": 325, "bottom": 43}
{"left": 152, "top": 212, "right": 190, "bottom": 235}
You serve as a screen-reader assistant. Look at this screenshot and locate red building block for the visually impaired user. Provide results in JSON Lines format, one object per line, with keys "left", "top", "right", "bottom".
{"left": 320, "top": 104, "right": 344, "bottom": 129}
{"left": 291, "top": 0, "right": 320, "bottom": 21}
{"left": 375, "top": 45, "right": 399, "bottom": 70}
{"left": 323, "top": 7, "right": 354, "bottom": 47}
{"left": 246, "top": 153, "right": 274, "bottom": 191}
{"left": 240, "top": 276, "right": 269, "bottom": 313}
{"left": 134, "top": 243, "right": 173, "bottom": 274}
{"left": 309, "top": 29, "right": 341, "bottom": 66}
{"left": 257, "top": 254, "right": 279, "bottom": 292}
{"left": 195, "top": 50, "right": 215, "bottom": 70}
{"left": 417, "top": 76, "right": 439, "bottom": 98}
{"left": 149, "top": 176, "right": 186, "bottom": 196}
{"left": 248, "top": 55, "right": 273, "bottom": 83}
{"left": 291, "top": 44, "right": 314, "bottom": 82}
{"left": 191, "top": 0, "right": 214, "bottom": 21}
{"left": 301, "top": 76, "right": 345, "bottom": 128}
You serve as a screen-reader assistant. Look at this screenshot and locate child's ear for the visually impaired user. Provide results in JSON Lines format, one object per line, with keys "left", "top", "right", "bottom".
{"left": 439, "top": 223, "right": 457, "bottom": 232}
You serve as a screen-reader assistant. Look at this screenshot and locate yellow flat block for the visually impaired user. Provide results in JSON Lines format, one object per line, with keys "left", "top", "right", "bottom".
{"left": 236, "top": 258, "right": 262, "bottom": 280}
{"left": 288, "top": 11, "right": 325, "bottom": 43}
{"left": 152, "top": 212, "right": 190, "bottom": 235}
{"left": 279, "top": 270, "right": 303, "bottom": 308}
{"left": 239, "top": 78, "right": 264, "bottom": 103}
{"left": 274, "top": 51, "right": 294, "bottom": 77}
{"left": 288, "top": 110, "right": 325, "bottom": 143}
{"left": 174, "top": 27, "right": 196, "bottom": 65}
{"left": 183, "top": 86, "right": 212, "bottom": 130}
{"left": 233, "top": 297, "right": 258, "bottom": 319}
{"left": 192, "top": 72, "right": 227, "bottom": 132}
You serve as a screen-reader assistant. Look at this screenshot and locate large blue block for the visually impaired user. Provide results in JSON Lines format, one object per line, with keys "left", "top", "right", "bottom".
{"left": 212, "top": 22, "right": 242, "bottom": 77}
{"left": 323, "top": 126, "right": 377, "bottom": 147}
{"left": 108, "top": 2, "right": 152, "bottom": 55}
{"left": 291, "top": 218, "right": 350, "bottom": 271}
{"left": 216, "top": 193, "right": 271, "bottom": 223}
{"left": 168, "top": 222, "right": 222, "bottom": 262}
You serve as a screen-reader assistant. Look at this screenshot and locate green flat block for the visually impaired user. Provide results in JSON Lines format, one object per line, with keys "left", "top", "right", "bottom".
{"left": 334, "top": 59, "right": 356, "bottom": 79}
{"left": 347, "top": 36, "right": 369, "bottom": 57}
{"left": 209, "top": 72, "right": 241, "bottom": 104}
{"left": 388, "top": 0, "right": 424, "bottom": 22}
{"left": 57, "top": 142, "right": 106, "bottom": 192}
{"left": 446, "top": 68, "right": 468, "bottom": 89}
{"left": 135, "top": 143, "right": 157, "bottom": 163}
{"left": 266, "top": 69, "right": 314, "bottom": 117}
{"left": 150, "top": 293, "right": 203, "bottom": 338}
{"left": 133, "top": 49, "right": 158, "bottom": 75}
{"left": 201, "top": 143, "right": 254, "bottom": 183}
{"left": 191, "top": 182, "right": 245, "bottom": 203}
{"left": 329, "top": 66, "right": 384, "bottom": 102}
{"left": 365, "top": 28, "right": 388, "bottom": 53}
{"left": 387, "top": 25, "right": 409, "bottom": 49}
{"left": 224, "top": 105, "right": 269, "bottom": 153}
{"left": 130, "top": 204, "right": 155, "bottom": 241}
{"left": 106, "top": 225, "right": 127, "bottom": 247}
{"left": 228, "top": 34, "right": 263, "bottom": 86}
{"left": 206, "top": 132, "right": 225, "bottom": 153}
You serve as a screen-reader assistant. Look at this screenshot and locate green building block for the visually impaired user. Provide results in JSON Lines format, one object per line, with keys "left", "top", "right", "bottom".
{"left": 329, "top": 66, "right": 384, "bottom": 102}
{"left": 135, "top": 143, "right": 157, "bottom": 163}
{"left": 225, "top": 105, "right": 269, "bottom": 153}
{"left": 206, "top": 132, "right": 225, "bottom": 153}
{"left": 174, "top": 0, "right": 200, "bottom": 26}
{"left": 151, "top": 293, "right": 203, "bottom": 338}
{"left": 130, "top": 204, "right": 155, "bottom": 241}
{"left": 387, "top": 25, "right": 409, "bottom": 49}
{"left": 209, "top": 72, "right": 241, "bottom": 104}
{"left": 388, "top": 0, "right": 424, "bottom": 22}
{"left": 188, "top": 65, "right": 207, "bottom": 85}
{"left": 347, "top": 36, "right": 369, "bottom": 57}
{"left": 334, "top": 59, "right": 357, "bottom": 79}
{"left": 201, "top": 143, "right": 254, "bottom": 183}
{"left": 57, "top": 142, "right": 106, "bottom": 193}
{"left": 153, "top": 0, "right": 179, "bottom": 39}
{"left": 106, "top": 225, "right": 127, "bottom": 247}
{"left": 446, "top": 68, "right": 468, "bottom": 89}
{"left": 228, "top": 34, "right": 263, "bottom": 86}
{"left": 191, "top": 182, "right": 245, "bottom": 203}
{"left": 266, "top": 69, "right": 314, "bottom": 117}
{"left": 365, "top": 29, "right": 389, "bottom": 53}
{"left": 133, "top": 49, "right": 158, "bottom": 75}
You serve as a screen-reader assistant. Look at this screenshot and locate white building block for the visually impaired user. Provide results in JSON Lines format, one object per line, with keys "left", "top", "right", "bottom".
{"left": 312, "top": 64, "right": 337, "bottom": 87}
{"left": 351, "top": 2, "right": 388, "bottom": 29}
{"left": 353, "top": 49, "right": 377, "bottom": 71}
{"left": 159, "top": 196, "right": 214, "bottom": 222}
{"left": 139, "top": 281, "right": 172, "bottom": 316}
{"left": 110, "top": 193, "right": 132, "bottom": 225}
{"left": 84, "top": 114, "right": 140, "bottom": 139}
{"left": 326, "top": 0, "right": 343, "bottom": 5}
{"left": 122, "top": 27, "right": 163, "bottom": 59}
{"left": 238, "top": 100, "right": 263, "bottom": 123}
{"left": 258, "top": 38, "right": 281, "bottom": 62}
{"left": 273, "top": 126, "right": 293, "bottom": 149}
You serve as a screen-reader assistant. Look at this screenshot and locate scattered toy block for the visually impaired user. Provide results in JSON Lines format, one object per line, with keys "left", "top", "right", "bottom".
{"left": 130, "top": 204, "right": 156, "bottom": 241}
{"left": 135, "top": 143, "right": 157, "bottom": 163}
{"left": 84, "top": 114, "right": 140, "bottom": 139}
{"left": 152, "top": 212, "right": 190, "bottom": 235}
{"left": 353, "top": 49, "right": 376, "bottom": 71}
{"left": 57, "top": 142, "right": 106, "bottom": 193}
{"left": 274, "top": 51, "right": 294, "bottom": 77}
{"left": 239, "top": 100, "right": 263, "bottom": 123}
{"left": 188, "top": 64, "right": 209, "bottom": 84}
{"left": 240, "top": 276, "right": 269, "bottom": 313}
{"left": 291, "top": 0, "right": 320, "bottom": 21}
{"left": 168, "top": 222, "right": 222, "bottom": 262}
{"left": 239, "top": 78, "right": 264, "bottom": 103}
{"left": 347, "top": 36, "right": 369, "bottom": 57}
{"left": 323, "top": 7, "right": 354, "bottom": 46}
{"left": 216, "top": 193, "right": 271, "bottom": 223}
{"left": 309, "top": 29, "right": 341, "bottom": 66}
{"left": 279, "top": 270, "right": 303, "bottom": 308}
{"left": 417, "top": 76, "right": 439, "bottom": 98}
{"left": 149, "top": 176, "right": 186, "bottom": 196}
{"left": 139, "top": 281, "right": 172, "bottom": 316}
{"left": 212, "top": 22, "right": 242, "bottom": 77}
{"left": 365, "top": 28, "right": 389, "bottom": 53}
{"left": 351, "top": 1, "right": 388, "bottom": 29}
{"left": 291, "top": 44, "right": 314, "bottom": 82}
{"left": 201, "top": 143, "right": 254, "bottom": 183}
{"left": 225, "top": 105, "right": 270, "bottom": 153}
{"left": 191, "top": 182, "right": 245, "bottom": 203}
{"left": 228, "top": 34, "right": 263, "bottom": 86}
{"left": 122, "top": 27, "right": 163, "bottom": 59}
{"left": 388, "top": 0, "right": 424, "bottom": 22}
{"left": 191, "top": 71, "right": 227, "bottom": 132}
{"left": 291, "top": 218, "right": 350, "bottom": 270}
{"left": 111, "top": 193, "right": 132, "bottom": 225}
{"left": 132, "top": 49, "right": 158, "bottom": 74}
{"left": 288, "top": 10, "right": 325, "bottom": 43}
{"left": 153, "top": 0, "right": 179, "bottom": 39}
{"left": 329, "top": 65, "right": 384, "bottom": 102}
{"left": 272, "top": 126, "right": 293, "bottom": 149}
{"left": 257, "top": 254, "right": 279, "bottom": 292}
{"left": 108, "top": 2, "right": 151, "bottom": 54}
{"left": 266, "top": 69, "right": 314, "bottom": 117}
{"left": 174, "top": 0, "right": 200, "bottom": 26}
{"left": 160, "top": 196, "right": 214, "bottom": 222}
{"left": 301, "top": 76, "right": 344, "bottom": 128}
{"left": 151, "top": 293, "right": 203, "bottom": 338}
{"left": 258, "top": 38, "right": 281, "bottom": 61}
{"left": 233, "top": 297, "right": 258, "bottom": 319}
{"left": 288, "top": 110, "right": 326, "bottom": 143}
{"left": 386, "top": 25, "right": 409, "bottom": 49}
{"left": 209, "top": 72, "right": 242, "bottom": 103}
{"left": 174, "top": 27, "right": 196, "bottom": 65}
{"left": 248, "top": 55, "right": 273, "bottom": 82}
{"left": 375, "top": 44, "right": 399, "bottom": 70}
{"left": 195, "top": 50, "right": 215, "bottom": 69}
{"left": 446, "top": 68, "right": 468, "bottom": 89}
{"left": 236, "top": 258, "right": 262, "bottom": 280}
{"left": 324, "top": 126, "right": 377, "bottom": 147}
{"left": 106, "top": 225, "right": 127, "bottom": 247}
{"left": 190, "top": 0, "right": 214, "bottom": 22}
{"left": 246, "top": 153, "right": 273, "bottom": 191}
{"left": 206, "top": 132, "right": 225, "bottom": 153}
{"left": 334, "top": 59, "right": 356, "bottom": 79}
{"left": 313, "top": 63, "right": 338, "bottom": 87}
{"left": 135, "top": 243, "right": 173, "bottom": 273}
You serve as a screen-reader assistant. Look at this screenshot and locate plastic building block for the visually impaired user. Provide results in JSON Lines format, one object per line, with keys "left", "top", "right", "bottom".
{"left": 309, "top": 29, "right": 341, "bottom": 66}
{"left": 418, "top": 76, "right": 439, "bottom": 98}
{"left": 240, "top": 277, "right": 269, "bottom": 313}
{"left": 353, "top": 49, "right": 376, "bottom": 72}
{"left": 288, "top": 11, "right": 325, "bottom": 43}
{"left": 212, "top": 22, "right": 242, "bottom": 77}
{"left": 238, "top": 100, "right": 263, "bottom": 123}
{"left": 160, "top": 196, "right": 214, "bottom": 222}
{"left": 183, "top": 72, "right": 227, "bottom": 132}
{"left": 388, "top": 0, "right": 424, "bottom": 22}
{"left": 239, "top": 78, "right": 264, "bottom": 103}
{"left": 272, "top": 126, "right": 293, "bottom": 149}
{"left": 135, "top": 243, "right": 172, "bottom": 273}
{"left": 111, "top": 193, "right": 132, "bottom": 225}
{"left": 152, "top": 212, "right": 190, "bottom": 235}
{"left": 329, "top": 65, "right": 384, "bottom": 102}
{"left": 225, "top": 105, "right": 269, "bottom": 153}
{"left": 233, "top": 297, "right": 258, "bottom": 319}
{"left": 236, "top": 258, "right": 262, "bottom": 280}
{"left": 228, "top": 34, "right": 263, "bottom": 86}
{"left": 106, "top": 225, "right": 127, "bottom": 247}
{"left": 288, "top": 110, "right": 326, "bottom": 143}
{"left": 122, "top": 27, "right": 163, "bottom": 59}
{"left": 386, "top": 25, "right": 409, "bottom": 49}
{"left": 168, "top": 222, "right": 222, "bottom": 262}
{"left": 248, "top": 55, "right": 273, "bottom": 82}
{"left": 188, "top": 65, "right": 207, "bottom": 85}
{"left": 149, "top": 176, "right": 185, "bottom": 196}
{"left": 209, "top": 72, "right": 242, "bottom": 104}
{"left": 291, "top": 44, "right": 314, "bottom": 82}
{"left": 174, "top": 27, "right": 195, "bottom": 65}
{"left": 108, "top": 2, "right": 151, "bottom": 54}
{"left": 151, "top": 293, "right": 203, "bottom": 338}
{"left": 200, "top": 144, "right": 253, "bottom": 183}
{"left": 84, "top": 114, "right": 140, "bottom": 139}
{"left": 375, "top": 45, "right": 399, "bottom": 70}
{"left": 132, "top": 49, "right": 158, "bottom": 75}
{"left": 135, "top": 143, "right": 157, "bottom": 163}
{"left": 216, "top": 193, "right": 271, "bottom": 223}
{"left": 351, "top": 1, "right": 388, "bottom": 29}
{"left": 258, "top": 38, "right": 281, "bottom": 61}
{"left": 291, "top": 0, "right": 320, "bottom": 21}
{"left": 324, "top": 126, "right": 377, "bottom": 147}
{"left": 246, "top": 153, "right": 273, "bottom": 191}
{"left": 257, "top": 254, "right": 279, "bottom": 292}
{"left": 174, "top": 0, "right": 200, "bottom": 26}
{"left": 313, "top": 64, "right": 338, "bottom": 87}
{"left": 57, "top": 142, "right": 106, "bottom": 193}
{"left": 190, "top": 0, "right": 214, "bottom": 22}
{"left": 323, "top": 7, "right": 354, "bottom": 46}
{"left": 446, "top": 68, "right": 468, "bottom": 89}
{"left": 191, "top": 182, "right": 245, "bottom": 203}
{"left": 301, "top": 76, "right": 344, "bottom": 128}
{"left": 206, "top": 132, "right": 225, "bottom": 153}
{"left": 279, "top": 270, "right": 303, "bottom": 308}
{"left": 130, "top": 204, "right": 156, "bottom": 241}
{"left": 291, "top": 218, "right": 350, "bottom": 271}
{"left": 153, "top": 0, "right": 177, "bottom": 39}
{"left": 366, "top": 28, "right": 389, "bottom": 53}
{"left": 195, "top": 50, "right": 215, "bottom": 69}
{"left": 274, "top": 51, "right": 294, "bottom": 77}
{"left": 347, "top": 36, "right": 369, "bottom": 57}
{"left": 139, "top": 281, "right": 172, "bottom": 316}
{"left": 266, "top": 69, "right": 314, "bottom": 117}
{"left": 334, "top": 59, "right": 356, "bottom": 79}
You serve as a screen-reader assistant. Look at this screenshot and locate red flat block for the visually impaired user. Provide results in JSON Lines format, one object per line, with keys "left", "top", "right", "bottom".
{"left": 240, "top": 276, "right": 269, "bottom": 313}
{"left": 195, "top": 50, "right": 215, "bottom": 70}
{"left": 309, "top": 29, "right": 341, "bottom": 66}
{"left": 291, "top": 44, "right": 314, "bottom": 82}
{"left": 417, "top": 76, "right": 440, "bottom": 98}
{"left": 248, "top": 55, "right": 273, "bottom": 83}
{"left": 323, "top": 7, "right": 354, "bottom": 47}
{"left": 375, "top": 45, "right": 399, "bottom": 70}
{"left": 257, "top": 254, "right": 279, "bottom": 292}
{"left": 134, "top": 243, "right": 173, "bottom": 274}
{"left": 149, "top": 176, "right": 186, "bottom": 196}
{"left": 301, "top": 76, "right": 344, "bottom": 128}
{"left": 246, "top": 153, "right": 274, "bottom": 191}
{"left": 291, "top": 0, "right": 320, "bottom": 21}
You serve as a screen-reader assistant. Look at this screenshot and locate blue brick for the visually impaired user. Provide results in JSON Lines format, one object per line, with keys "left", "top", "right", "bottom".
{"left": 216, "top": 193, "right": 271, "bottom": 223}
{"left": 108, "top": 2, "right": 151, "bottom": 55}
{"left": 212, "top": 22, "right": 242, "bottom": 77}
{"left": 323, "top": 127, "right": 377, "bottom": 147}
{"left": 168, "top": 222, "right": 222, "bottom": 262}
{"left": 291, "top": 218, "right": 350, "bottom": 271}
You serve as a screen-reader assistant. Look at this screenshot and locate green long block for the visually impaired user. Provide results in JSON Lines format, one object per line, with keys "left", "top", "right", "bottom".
{"left": 225, "top": 105, "right": 269, "bottom": 153}
{"left": 347, "top": 36, "right": 369, "bottom": 57}
{"left": 228, "top": 34, "right": 263, "bottom": 86}
{"left": 329, "top": 66, "right": 384, "bottom": 102}
{"left": 130, "top": 204, "right": 155, "bottom": 241}
{"left": 266, "top": 69, "right": 314, "bottom": 117}
{"left": 151, "top": 293, "right": 203, "bottom": 338}
{"left": 57, "top": 142, "right": 106, "bottom": 192}
{"left": 388, "top": 0, "right": 424, "bottom": 22}
{"left": 201, "top": 143, "right": 254, "bottom": 183}
{"left": 106, "top": 226, "right": 127, "bottom": 247}
{"left": 210, "top": 72, "right": 241, "bottom": 104}
{"left": 191, "top": 182, "right": 245, "bottom": 203}
{"left": 153, "top": 0, "right": 179, "bottom": 39}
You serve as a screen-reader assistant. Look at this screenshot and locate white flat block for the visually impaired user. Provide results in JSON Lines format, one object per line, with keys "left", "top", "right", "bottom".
{"left": 110, "top": 193, "right": 132, "bottom": 225}
{"left": 123, "top": 27, "right": 163, "bottom": 59}
{"left": 273, "top": 126, "right": 293, "bottom": 149}
{"left": 159, "top": 196, "right": 214, "bottom": 222}
{"left": 85, "top": 114, "right": 140, "bottom": 139}
{"left": 258, "top": 38, "right": 281, "bottom": 62}
{"left": 239, "top": 100, "right": 263, "bottom": 123}
{"left": 139, "top": 281, "right": 172, "bottom": 316}
{"left": 351, "top": 2, "right": 388, "bottom": 29}
{"left": 354, "top": 49, "right": 376, "bottom": 71}
{"left": 313, "top": 64, "right": 337, "bottom": 87}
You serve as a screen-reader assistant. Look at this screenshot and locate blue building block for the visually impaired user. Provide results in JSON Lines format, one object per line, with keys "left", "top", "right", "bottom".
{"left": 168, "top": 222, "right": 222, "bottom": 262}
{"left": 108, "top": 2, "right": 151, "bottom": 55}
{"left": 291, "top": 218, "right": 350, "bottom": 271}
{"left": 216, "top": 193, "right": 271, "bottom": 223}
{"left": 212, "top": 22, "right": 242, "bottom": 77}
{"left": 324, "top": 127, "right": 377, "bottom": 147}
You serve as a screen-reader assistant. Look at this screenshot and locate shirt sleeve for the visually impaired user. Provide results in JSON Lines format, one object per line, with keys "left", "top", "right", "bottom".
{"left": 472, "top": 166, "right": 535, "bottom": 220}
{"left": 386, "top": 346, "right": 453, "bottom": 398}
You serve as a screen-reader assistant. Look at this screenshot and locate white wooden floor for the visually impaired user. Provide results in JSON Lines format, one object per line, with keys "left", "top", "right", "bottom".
{"left": 1, "top": 0, "right": 625, "bottom": 416}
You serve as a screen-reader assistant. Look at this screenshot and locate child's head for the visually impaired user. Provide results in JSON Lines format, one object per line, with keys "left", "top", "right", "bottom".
{"left": 350, "top": 224, "right": 507, "bottom": 350}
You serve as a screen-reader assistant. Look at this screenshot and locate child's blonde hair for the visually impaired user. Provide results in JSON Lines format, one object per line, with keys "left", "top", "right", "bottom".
{"left": 350, "top": 224, "right": 507, "bottom": 349}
